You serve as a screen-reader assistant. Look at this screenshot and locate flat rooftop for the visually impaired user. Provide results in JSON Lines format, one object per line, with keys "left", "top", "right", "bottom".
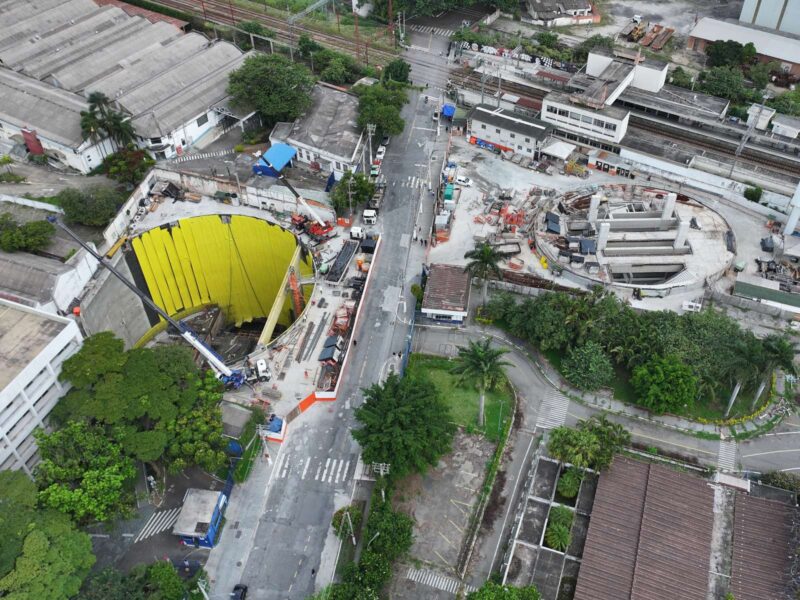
{"left": 0, "top": 300, "right": 67, "bottom": 389}
{"left": 569, "top": 72, "right": 730, "bottom": 120}
{"left": 173, "top": 488, "right": 221, "bottom": 537}
{"left": 545, "top": 91, "right": 630, "bottom": 121}
{"left": 273, "top": 83, "right": 363, "bottom": 162}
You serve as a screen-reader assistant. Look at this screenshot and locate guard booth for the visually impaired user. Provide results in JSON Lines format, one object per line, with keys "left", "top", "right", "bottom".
{"left": 172, "top": 489, "right": 228, "bottom": 548}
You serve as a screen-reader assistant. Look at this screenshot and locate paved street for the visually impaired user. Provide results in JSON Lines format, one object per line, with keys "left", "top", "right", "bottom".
{"left": 207, "top": 53, "right": 453, "bottom": 599}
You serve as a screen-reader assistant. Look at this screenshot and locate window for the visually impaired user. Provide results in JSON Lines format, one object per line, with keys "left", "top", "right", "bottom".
{"left": 604, "top": 122, "right": 617, "bottom": 131}
{"left": 481, "top": 124, "right": 486, "bottom": 129}
{"left": 196, "top": 114, "right": 209, "bottom": 127}
{"left": 510, "top": 133, "right": 516, "bottom": 138}
{"left": 526, "top": 148, "right": 532, "bottom": 153}
{"left": 557, "top": 109, "right": 568, "bottom": 117}
{"left": 581, "top": 115, "right": 593, "bottom": 124}
{"left": 593, "top": 118, "right": 605, "bottom": 127}
{"left": 517, "top": 145, "right": 522, "bottom": 150}
{"left": 149, "top": 137, "right": 162, "bottom": 145}
{"left": 525, "top": 137, "right": 530, "bottom": 143}
{"left": 547, "top": 106, "right": 557, "bottom": 114}
{"left": 569, "top": 112, "right": 580, "bottom": 121}
{"left": 495, "top": 128, "right": 501, "bottom": 134}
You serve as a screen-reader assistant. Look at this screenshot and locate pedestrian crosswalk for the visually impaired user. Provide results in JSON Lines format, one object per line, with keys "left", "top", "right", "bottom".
{"left": 717, "top": 439, "right": 738, "bottom": 472}
{"left": 133, "top": 507, "right": 181, "bottom": 543}
{"left": 402, "top": 175, "right": 426, "bottom": 189}
{"left": 536, "top": 387, "right": 570, "bottom": 430}
{"left": 409, "top": 24, "right": 455, "bottom": 37}
{"left": 274, "top": 453, "right": 355, "bottom": 485}
{"left": 405, "top": 567, "right": 476, "bottom": 595}
{"left": 170, "top": 148, "right": 235, "bottom": 163}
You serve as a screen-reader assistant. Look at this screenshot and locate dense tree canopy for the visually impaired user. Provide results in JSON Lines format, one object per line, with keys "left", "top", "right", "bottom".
{"left": 54, "top": 333, "right": 228, "bottom": 476}
{"left": 548, "top": 415, "right": 630, "bottom": 470}
{"left": 632, "top": 355, "right": 698, "bottom": 415}
{"left": 382, "top": 59, "right": 411, "bottom": 83}
{"left": 353, "top": 82, "right": 407, "bottom": 140}
{"left": 102, "top": 146, "right": 155, "bottom": 186}
{"left": 228, "top": 54, "right": 315, "bottom": 123}
{"left": 705, "top": 40, "right": 756, "bottom": 68}
{"left": 562, "top": 341, "right": 613, "bottom": 391}
{"left": 81, "top": 561, "right": 190, "bottom": 600}
{"left": 0, "top": 212, "right": 54, "bottom": 253}
{"left": 352, "top": 373, "right": 455, "bottom": 479}
{"left": 56, "top": 186, "right": 126, "bottom": 227}
{"left": 0, "top": 476, "right": 95, "bottom": 599}
{"left": 467, "top": 581, "right": 541, "bottom": 599}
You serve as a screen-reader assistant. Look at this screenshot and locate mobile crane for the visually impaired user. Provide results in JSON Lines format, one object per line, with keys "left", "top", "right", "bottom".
{"left": 48, "top": 217, "right": 246, "bottom": 389}
{"left": 259, "top": 157, "right": 334, "bottom": 240}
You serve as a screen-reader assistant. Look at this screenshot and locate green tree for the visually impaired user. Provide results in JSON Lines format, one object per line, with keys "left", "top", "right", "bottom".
{"left": 56, "top": 186, "right": 125, "bottom": 227}
{"left": 59, "top": 331, "right": 126, "bottom": 389}
{"left": 80, "top": 109, "right": 106, "bottom": 152}
{"left": 298, "top": 33, "right": 323, "bottom": 57}
{"left": 467, "top": 581, "right": 541, "bottom": 599}
{"left": 331, "top": 172, "right": 375, "bottom": 216}
{"left": 548, "top": 505, "right": 574, "bottom": 529}
{"left": 320, "top": 58, "right": 349, "bottom": 85}
{"left": 669, "top": 66, "right": 694, "bottom": 89}
{"left": 579, "top": 415, "right": 630, "bottom": 470}
{"left": 706, "top": 39, "right": 745, "bottom": 67}
{"left": 749, "top": 61, "right": 777, "bottom": 89}
{"left": 382, "top": 58, "right": 411, "bottom": 83}
{"left": 354, "top": 82, "right": 407, "bottom": 140}
{"left": 451, "top": 338, "right": 511, "bottom": 428}
{"left": 103, "top": 145, "right": 155, "bottom": 186}
{"left": 768, "top": 89, "right": 800, "bottom": 116}
{"left": 0, "top": 509, "right": 95, "bottom": 599}
{"left": 562, "top": 340, "right": 613, "bottom": 391}
{"left": 363, "top": 496, "right": 414, "bottom": 562}
{"left": 556, "top": 467, "right": 582, "bottom": 499}
{"left": 744, "top": 185, "right": 763, "bottom": 202}
{"left": 699, "top": 66, "right": 749, "bottom": 103}
{"left": 0, "top": 213, "right": 54, "bottom": 253}
{"left": 632, "top": 355, "right": 697, "bottom": 415}
{"left": 332, "top": 505, "right": 362, "bottom": 539}
{"left": 35, "top": 421, "right": 136, "bottom": 522}
{"left": 464, "top": 242, "right": 504, "bottom": 305}
{"left": 573, "top": 35, "right": 614, "bottom": 63}
{"left": 82, "top": 561, "right": 188, "bottom": 600}
{"left": 536, "top": 31, "right": 559, "bottom": 49}
{"left": 228, "top": 54, "right": 315, "bottom": 123}
{"left": 352, "top": 373, "right": 455, "bottom": 479}
{"left": 238, "top": 20, "right": 274, "bottom": 37}
{"left": 547, "top": 426, "right": 600, "bottom": 469}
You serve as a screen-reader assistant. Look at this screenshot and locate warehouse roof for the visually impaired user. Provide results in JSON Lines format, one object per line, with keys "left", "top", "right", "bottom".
{"left": 574, "top": 456, "right": 715, "bottom": 600}
{"left": 689, "top": 18, "right": 800, "bottom": 65}
{"left": 0, "top": 249, "right": 72, "bottom": 306}
{"left": 94, "top": 0, "right": 189, "bottom": 28}
{"left": 774, "top": 113, "right": 800, "bottom": 129}
{"left": 422, "top": 264, "right": 471, "bottom": 313}
{"left": 0, "top": 68, "right": 89, "bottom": 148}
{"left": 0, "top": 0, "right": 99, "bottom": 53}
{"left": 273, "top": 83, "right": 364, "bottom": 162}
{"left": 468, "top": 104, "right": 552, "bottom": 141}
{"left": 0, "top": 299, "right": 68, "bottom": 390}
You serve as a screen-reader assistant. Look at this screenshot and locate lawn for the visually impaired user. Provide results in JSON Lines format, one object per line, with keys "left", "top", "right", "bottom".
{"left": 407, "top": 354, "right": 513, "bottom": 443}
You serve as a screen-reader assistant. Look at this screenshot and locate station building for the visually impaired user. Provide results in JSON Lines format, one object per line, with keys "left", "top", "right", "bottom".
{"left": 269, "top": 83, "right": 367, "bottom": 180}
{"left": 0, "top": 300, "right": 83, "bottom": 474}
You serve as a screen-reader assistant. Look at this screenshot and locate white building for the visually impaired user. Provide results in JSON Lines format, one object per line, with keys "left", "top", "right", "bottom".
{"left": 0, "top": 299, "right": 83, "bottom": 474}
{"left": 526, "top": 0, "right": 595, "bottom": 27}
{"left": 541, "top": 92, "right": 630, "bottom": 145}
{"left": 746, "top": 103, "right": 777, "bottom": 131}
{"left": 269, "top": 83, "right": 366, "bottom": 180}
{"left": 467, "top": 104, "right": 552, "bottom": 157}
{"left": 773, "top": 114, "right": 800, "bottom": 139}
{"left": 740, "top": 0, "right": 800, "bottom": 36}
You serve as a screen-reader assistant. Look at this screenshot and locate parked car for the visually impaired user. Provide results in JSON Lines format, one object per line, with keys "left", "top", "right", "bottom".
{"left": 432, "top": 109, "right": 440, "bottom": 121}
{"left": 370, "top": 164, "right": 381, "bottom": 177}
{"left": 381, "top": 135, "right": 390, "bottom": 146}
{"left": 455, "top": 176, "right": 472, "bottom": 186}
{"left": 231, "top": 584, "right": 248, "bottom": 599}
{"left": 375, "top": 145, "right": 386, "bottom": 160}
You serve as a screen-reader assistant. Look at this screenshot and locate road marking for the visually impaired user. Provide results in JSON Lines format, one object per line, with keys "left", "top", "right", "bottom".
{"left": 717, "top": 440, "right": 738, "bottom": 472}
{"left": 405, "top": 567, "right": 476, "bottom": 595}
{"left": 327, "top": 459, "right": 338, "bottom": 482}
{"left": 133, "top": 507, "right": 181, "bottom": 543}
{"left": 281, "top": 456, "right": 291, "bottom": 478}
{"left": 631, "top": 431, "right": 717, "bottom": 456}
{"left": 335, "top": 460, "right": 345, "bottom": 483}
{"left": 536, "top": 388, "right": 569, "bottom": 430}
{"left": 301, "top": 458, "right": 310, "bottom": 480}
{"left": 741, "top": 448, "right": 800, "bottom": 458}
{"left": 314, "top": 461, "right": 323, "bottom": 480}
{"left": 320, "top": 458, "right": 331, "bottom": 481}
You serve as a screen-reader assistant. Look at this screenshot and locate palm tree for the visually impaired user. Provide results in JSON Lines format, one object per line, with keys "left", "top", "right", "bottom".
{"left": 86, "top": 91, "right": 112, "bottom": 119}
{"left": 451, "top": 338, "right": 511, "bottom": 427}
{"left": 464, "top": 242, "right": 503, "bottom": 306}
{"left": 750, "top": 335, "right": 796, "bottom": 410}
{"left": 104, "top": 111, "right": 136, "bottom": 147}
{"left": 80, "top": 108, "right": 109, "bottom": 159}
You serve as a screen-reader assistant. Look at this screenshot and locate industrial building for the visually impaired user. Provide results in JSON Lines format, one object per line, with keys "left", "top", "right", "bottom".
{"left": 269, "top": 84, "right": 367, "bottom": 180}
{"left": 688, "top": 18, "right": 800, "bottom": 76}
{"left": 0, "top": 0, "right": 253, "bottom": 169}
{"left": 739, "top": 0, "right": 800, "bottom": 37}
{"left": 525, "top": 0, "right": 597, "bottom": 28}
{"left": 466, "top": 104, "right": 552, "bottom": 157}
{"left": 0, "top": 299, "right": 83, "bottom": 474}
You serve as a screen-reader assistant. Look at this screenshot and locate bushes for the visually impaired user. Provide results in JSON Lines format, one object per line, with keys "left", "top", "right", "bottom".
{"left": 56, "top": 186, "right": 126, "bottom": 227}
{"left": 556, "top": 467, "right": 582, "bottom": 499}
{"left": 0, "top": 213, "right": 55, "bottom": 253}
{"left": 332, "top": 505, "right": 362, "bottom": 539}
{"left": 102, "top": 146, "right": 155, "bottom": 186}
{"left": 548, "top": 415, "right": 630, "bottom": 470}
{"left": 562, "top": 341, "right": 613, "bottom": 391}
{"left": 632, "top": 355, "right": 697, "bottom": 415}
{"left": 744, "top": 186, "right": 763, "bottom": 202}
{"left": 548, "top": 505, "right": 574, "bottom": 529}
{"left": 544, "top": 522, "right": 570, "bottom": 552}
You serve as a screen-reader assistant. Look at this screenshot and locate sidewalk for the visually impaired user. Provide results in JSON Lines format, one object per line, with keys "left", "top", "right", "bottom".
{"left": 205, "top": 441, "right": 281, "bottom": 597}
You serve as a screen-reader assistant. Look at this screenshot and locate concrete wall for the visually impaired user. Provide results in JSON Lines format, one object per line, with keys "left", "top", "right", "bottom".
{"left": 52, "top": 248, "right": 99, "bottom": 313}
{"left": 631, "top": 64, "right": 668, "bottom": 93}
{"left": 0, "top": 194, "right": 63, "bottom": 214}
{"left": 80, "top": 252, "right": 151, "bottom": 348}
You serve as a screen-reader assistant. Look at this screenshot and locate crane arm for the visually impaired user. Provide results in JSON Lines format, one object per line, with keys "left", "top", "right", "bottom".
{"left": 260, "top": 157, "right": 326, "bottom": 226}
{"left": 48, "top": 218, "right": 235, "bottom": 379}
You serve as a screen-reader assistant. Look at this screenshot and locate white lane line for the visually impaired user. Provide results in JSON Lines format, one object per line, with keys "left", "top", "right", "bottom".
{"left": 327, "top": 459, "right": 339, "bottom": 482}
{"left": 320, "top": 457, "right": 331, "bottom": 481}
{"left": 281, "top": 456, "right": 291, "bottom": 478}
{"left": 343, "top": 460, "right": 351, "bottom": 481}
{"left": 335, "top": 460, "right": 345, "bottom": 483}
{"left": 301, "top": 458, "right": 310, "bottom": 480}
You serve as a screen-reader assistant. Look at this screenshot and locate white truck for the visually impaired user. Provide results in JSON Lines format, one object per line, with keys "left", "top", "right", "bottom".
{"left": 363, "top": 209, "right": 377, "bottom": 225}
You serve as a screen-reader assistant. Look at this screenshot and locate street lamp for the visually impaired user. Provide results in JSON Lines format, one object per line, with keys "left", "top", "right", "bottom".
{"left": 366, "top": 531, "right": 381, "bottom": 549}
{"left": 224, "top": 160, "right": 243, "bottom": 199}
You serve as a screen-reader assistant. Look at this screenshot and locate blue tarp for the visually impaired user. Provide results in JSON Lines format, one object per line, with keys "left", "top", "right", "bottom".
{"left": 442, "top": 104, "right": 456, "bottom": 118}
{"left": 252, "top": 143, "right": 296, "bottom": 177}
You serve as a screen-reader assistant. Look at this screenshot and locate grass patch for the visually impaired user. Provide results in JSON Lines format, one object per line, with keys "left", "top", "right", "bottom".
{"left": 232, "top": 407, "right": 266, "bottom": 483}
{"left": 690, "top": 430, "right": 722, "bottom": 441}
{"left": 407, "top": 354, "right": 513, "bottom": 443}
{"left": 730, "top": 415, "right": 782, "bottom": 441}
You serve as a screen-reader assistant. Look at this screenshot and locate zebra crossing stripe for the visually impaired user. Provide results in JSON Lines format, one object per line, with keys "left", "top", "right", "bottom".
{"left": 405, "top": 567, "right": 476, "bottom": 595}
{"left": 717, "top": 440, "right": 737, "bottom": 472}
{"left": 536, "top": 388, "right": 569, "bottom": 430}
{"left": 134, "top": 507, "right": 181, "bottom": 543}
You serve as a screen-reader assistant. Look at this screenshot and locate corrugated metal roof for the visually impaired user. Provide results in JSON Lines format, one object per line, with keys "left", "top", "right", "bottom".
{"left": 689, "top": 18, "right": 800, "bottom": 65}
{"left": 574, "top": 457, "right": 715, "bottom": 600}
{"left": 422, "top": 263, "right": 470, "bottom": 313}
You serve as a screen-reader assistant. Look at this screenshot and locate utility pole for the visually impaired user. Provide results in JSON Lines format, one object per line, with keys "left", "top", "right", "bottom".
{"left": 343, "top": 508, "right": 356, "bottom": 546}
{"left": 347, "top": 175, "right": 354, "bottom": 219}
{"left": 199, "top": 0, "right": 208, "bottom": 21}
{"left": 227, "top": 0, "right": 235, "bottom": 24}
{"left": 367, "top": 123, "right": 376, "bottom": 166}
{"left": 371, "top": 462, "right": 390, "bottom": 501}
{"left": 354, "top": 12, "right": 360, "bottom": 64}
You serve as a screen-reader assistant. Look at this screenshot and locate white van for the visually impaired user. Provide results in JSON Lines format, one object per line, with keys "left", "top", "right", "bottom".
{"left": 363, "top": 209, "right": 377, "bottom": 225}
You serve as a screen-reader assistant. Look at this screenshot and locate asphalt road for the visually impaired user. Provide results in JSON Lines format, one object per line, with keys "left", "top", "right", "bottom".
{"left": 224, "top": 58, "right": 453, "bottom": 600}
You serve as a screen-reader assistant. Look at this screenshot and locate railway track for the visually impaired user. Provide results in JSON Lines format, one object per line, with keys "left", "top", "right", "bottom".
{"left": 151, "top": 0, "right": 396, "bottom": 63}
{"left": 457, "top": 71, "right": 800, "bottom": 176}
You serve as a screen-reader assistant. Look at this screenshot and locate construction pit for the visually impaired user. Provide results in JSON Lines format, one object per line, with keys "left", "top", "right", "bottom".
{"left": 81, "top": 201, "right": 379, "bottom": 418}
{"left": 428, "top": 138, "right": 735, "bottom": 305}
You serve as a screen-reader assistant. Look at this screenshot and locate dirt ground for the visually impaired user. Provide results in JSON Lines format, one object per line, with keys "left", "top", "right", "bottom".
{"left": 394, "top": 432, "right": 496, "bottom": 572}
